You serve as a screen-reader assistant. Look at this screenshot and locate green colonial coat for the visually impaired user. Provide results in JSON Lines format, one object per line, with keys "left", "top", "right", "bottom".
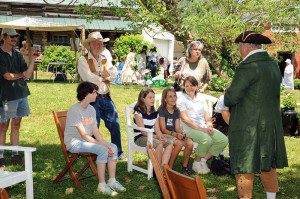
{"left": 224, "top": 51, "right": 288, "bottom": 174}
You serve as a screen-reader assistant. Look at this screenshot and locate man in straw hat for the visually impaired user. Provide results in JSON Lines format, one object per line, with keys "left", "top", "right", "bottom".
{"left": 78, "top": 31, "right": 126, "bottom": 160}
{"left": 0, "top": 28, "right": 34, "bottom": 168}
{"left": 224, "top": 31, "right": 288, "bottom": 199}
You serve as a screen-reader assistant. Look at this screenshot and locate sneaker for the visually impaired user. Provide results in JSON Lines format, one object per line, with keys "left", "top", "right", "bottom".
{"left": 192, "top": 161, "right": 210, "bottom": 174}
{"left": 181, "top": 166, "right": 195, "bottom": 175}
{"left": 11, "top": 154, "right": 23, "bottom": 166}
{"left": 97, "top": 183, "right": 118, "bottom": 197}
{"left": 199, "top": 161, "right": 210, "bottom": 174}
{"left": 108, "top": 180, "right": 126, "bottom": 192}
{"left": 118, "top": 153, "right": 128, "bottom": 161}
{"left": 0, "top": 158, "right": 5, "bottom": 170}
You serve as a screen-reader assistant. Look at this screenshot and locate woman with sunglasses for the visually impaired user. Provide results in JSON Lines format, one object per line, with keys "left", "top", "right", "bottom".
{"left": 64, "top": 82, "right": 126, "bottom": 197}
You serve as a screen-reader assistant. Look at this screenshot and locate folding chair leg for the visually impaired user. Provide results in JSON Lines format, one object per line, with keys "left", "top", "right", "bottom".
{"left": 68, "top": 166, "right": 84, "bottom": 188}
{"left": 53, "top": 155, "right": 78, "bottom": 184}
{"left": 147, "top": 158, "right": 153, "bottom": 180}
{"left": 76, "top": 156, "right": 97, "bottom": 179}
{"left": 87, "top": 156, "right": 98, "bottom": 179}
{"left": 127, "top": 144, "right": 133, "bottom": 172}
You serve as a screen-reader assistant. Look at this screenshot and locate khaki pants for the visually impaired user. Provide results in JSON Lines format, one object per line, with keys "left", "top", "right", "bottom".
{"left": 235, "top": 168, "right": 279, "bottom": 198}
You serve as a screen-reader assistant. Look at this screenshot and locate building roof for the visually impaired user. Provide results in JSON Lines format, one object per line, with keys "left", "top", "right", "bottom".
{"left": 0, "top": 0, "right": 122, "bottom": 7}
{"left": 0, "top": 15, "right": 132, "bottom": 31}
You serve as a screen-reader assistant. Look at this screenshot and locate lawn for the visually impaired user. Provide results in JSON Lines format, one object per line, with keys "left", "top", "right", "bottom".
{"left": 3, "top": 81, "right": 300, "bottom": 199}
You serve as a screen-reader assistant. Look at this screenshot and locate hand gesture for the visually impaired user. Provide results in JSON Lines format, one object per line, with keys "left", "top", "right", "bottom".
{"left": 159, "top": 135, "right": 167, "bottom": 144}
{"left": 106, "top": 145, "right": 114, "bottom": 157}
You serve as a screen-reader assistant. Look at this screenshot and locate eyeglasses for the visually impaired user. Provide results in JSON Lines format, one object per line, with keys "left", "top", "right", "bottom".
{"left": 9, "top": 35, "right": 19, "bottom": 39}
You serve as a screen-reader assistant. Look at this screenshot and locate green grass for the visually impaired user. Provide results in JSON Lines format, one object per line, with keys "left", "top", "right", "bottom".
{"left": 3, "top": 81, "right": 300, "bottom": 199}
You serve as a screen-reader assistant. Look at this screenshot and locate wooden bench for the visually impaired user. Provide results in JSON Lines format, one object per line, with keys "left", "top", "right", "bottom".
{"left": 0, "top": 146, "right": 36, "bottom": 199}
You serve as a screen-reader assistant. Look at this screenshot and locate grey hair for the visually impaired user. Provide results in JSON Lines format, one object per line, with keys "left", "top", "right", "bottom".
{"left": 186, "top": 41, "right": 204, "bottom": 57}
{"left": 242, "top": 43, "right": 262, "bottom": 49}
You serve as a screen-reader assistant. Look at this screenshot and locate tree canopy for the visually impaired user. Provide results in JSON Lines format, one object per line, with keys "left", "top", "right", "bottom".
{"left": 76, "top": 0, "right": 300, "bottom": 75}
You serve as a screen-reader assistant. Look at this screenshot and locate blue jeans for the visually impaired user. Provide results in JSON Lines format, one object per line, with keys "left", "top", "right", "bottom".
{"left": 91, "top": 94, "right": 124, "bottom": 156}
{"left": 69, "top": 139, "right": 118, "bottom": 164}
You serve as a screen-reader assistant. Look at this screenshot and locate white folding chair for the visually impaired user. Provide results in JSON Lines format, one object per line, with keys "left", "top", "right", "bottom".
{"left": 0, "top": 146, "right": 36, "bottom": 199}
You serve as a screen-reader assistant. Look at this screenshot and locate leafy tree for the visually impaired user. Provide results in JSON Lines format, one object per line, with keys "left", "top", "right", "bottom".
{"left": 113, "top": 34, "right": 151, "bottom": 62}
{"left": 77, "top": 0, "right": 300, "bottom": 75}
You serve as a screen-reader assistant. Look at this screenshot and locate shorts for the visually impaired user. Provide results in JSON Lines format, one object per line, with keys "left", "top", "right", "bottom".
{"left": 135, "top": 134, "right": 173, "bottom": 148}
{"left": 0, "top": 97, "right": 30, "bottom": 122}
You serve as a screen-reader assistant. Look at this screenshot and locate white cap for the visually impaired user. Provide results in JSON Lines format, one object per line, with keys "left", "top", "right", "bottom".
{"left": 285, "top": 59, "right": 291, "bottom": 64}
{"left": 1, "top": 28, "right": 20, "bottom": 36}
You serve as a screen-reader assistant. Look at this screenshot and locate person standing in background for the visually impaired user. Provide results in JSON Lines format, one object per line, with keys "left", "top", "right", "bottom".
{"left": 282, "top": 58, "right": 294, "bottom": 90}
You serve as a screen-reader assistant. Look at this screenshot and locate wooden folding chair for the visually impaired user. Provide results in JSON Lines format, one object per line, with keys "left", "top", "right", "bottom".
{"left": 146, "top": 144, "right": 171, "bottom": 199}
{"left": 52, "top": 110, "right": 98, "bottom": 188}
{"left": 163, "top": 164, "right": 207, "bottom": 199}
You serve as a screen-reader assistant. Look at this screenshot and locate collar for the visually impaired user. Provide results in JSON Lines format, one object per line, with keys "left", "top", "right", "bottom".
{"left": 243, "top": 49, "right": 265, "bottom": 61}
{"left": 88, "top": 51, "right": 101, "bottom": 61}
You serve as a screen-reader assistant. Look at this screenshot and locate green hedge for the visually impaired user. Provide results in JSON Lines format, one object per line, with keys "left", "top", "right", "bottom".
{"left": 39, "top": 45, "right": 76, "bottom": 73}
{"left": 208, "top": 76, "right": 231, "bottom": 92}
{"left": 113, "top": 34, "right": 151, "bottom": 62}
{"left": 294, "top": 79, "right": 300, "bottom": 90}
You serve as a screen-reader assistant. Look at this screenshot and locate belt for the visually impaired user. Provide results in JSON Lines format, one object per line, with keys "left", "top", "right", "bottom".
{"left": 99, "top": 92, "right": 110, "bottom": 98}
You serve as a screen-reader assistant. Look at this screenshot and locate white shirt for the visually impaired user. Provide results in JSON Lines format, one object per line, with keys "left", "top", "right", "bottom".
{"left": 177, "top": 93, "right": 209, "bottom": 131}
{"left": 282, "top": 64, "right": 294, "bottom": 90}
{"left": 242, "top": 49, "right": 266, "bottom": 61}
{"left": 78, "top": 51, "right": 117, "bottom": 94}
{"left": 214, "top": 95, "right": 229, "bottom": 113}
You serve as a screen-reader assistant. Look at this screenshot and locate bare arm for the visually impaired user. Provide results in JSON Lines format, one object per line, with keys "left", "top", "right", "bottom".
{"left": 221, "top": 110, "right": 230, "bottom": 125}
{"left": 3, "top": 72, "right": 24, "bottom": 80}
{"left": 76, "top": 125, "right": 100, "bottom": 145}
{"left": 23, "top": 59, "right": 35, "bottom": 79}
{"left": 180, "top": 110, "right": 204, "bottom": 131}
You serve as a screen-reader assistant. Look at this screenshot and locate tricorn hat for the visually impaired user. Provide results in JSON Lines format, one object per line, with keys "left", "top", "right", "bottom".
{"left": 83, "top": 31, "right": 110, "bottom": 50}
{"left": 235, "top": 31, "right": 272, "bottom": 44}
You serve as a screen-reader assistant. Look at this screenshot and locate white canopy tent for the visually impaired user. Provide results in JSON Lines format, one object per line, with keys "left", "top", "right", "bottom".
{"left": 0, "top": 16, "right": 84, "bottom": 67}
{"left": 142, "top": 26, "right": 175, "bottom": 72}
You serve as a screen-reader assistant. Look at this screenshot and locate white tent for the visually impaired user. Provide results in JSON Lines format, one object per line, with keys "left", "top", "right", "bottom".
{"left": 142, "top": 26, "right": 175, "bottom": 72}
{"left": 0, "top": 16, "right": 84, "bottom": 68}
{"left": 0, "top": 16, "right": 81, "bottom": 31}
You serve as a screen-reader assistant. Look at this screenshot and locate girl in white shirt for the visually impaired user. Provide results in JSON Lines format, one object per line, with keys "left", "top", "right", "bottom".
{"left": 177, "top": 76, "right": 228, "bottom": 174}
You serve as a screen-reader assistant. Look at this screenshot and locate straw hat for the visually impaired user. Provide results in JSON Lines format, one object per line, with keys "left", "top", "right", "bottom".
{"left": 83, "top": 31, "right": 110, "bottom": 50}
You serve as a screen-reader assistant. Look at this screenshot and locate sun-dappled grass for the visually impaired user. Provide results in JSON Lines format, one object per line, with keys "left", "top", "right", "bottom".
{"left": 2, "top": 82, "right": 300, "bottom": 199}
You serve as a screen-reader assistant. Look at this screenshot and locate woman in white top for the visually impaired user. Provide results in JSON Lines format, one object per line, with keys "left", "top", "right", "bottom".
{"left": 282, "top": 59, "right": 294, "bottom": 90}
{"left": 175, "top": 41, "right": 212, "bottom": 93}
{"left": 121, "top": 47, "right": 138, "bottom": 84}
{"left": 177, "top": 76, "right": 228, "bottom": 174}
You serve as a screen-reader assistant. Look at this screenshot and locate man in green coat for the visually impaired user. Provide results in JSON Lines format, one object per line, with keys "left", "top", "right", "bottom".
{"left": 224, "top": 31, "right": 288, "bottom": 199}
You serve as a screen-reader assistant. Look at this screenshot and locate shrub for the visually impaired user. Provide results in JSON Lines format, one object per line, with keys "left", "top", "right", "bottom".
{"left": 113, "top": 34, "right": 151, "bottom": 62}
{"left": 39, "top": 45, "right": 76, "bottom": 73}
{"left": 281, "top": 88, "right": 297, "bottom": 109}
{"left": 294, "top": 79, "right": 300, "bottom": 90}
{"left": 208, "top": 76, "right": 231, "bottom": 92}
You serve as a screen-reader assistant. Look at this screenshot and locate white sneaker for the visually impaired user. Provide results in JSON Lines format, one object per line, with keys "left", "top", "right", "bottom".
{"left": 108, "top": 180, "right": 126, "bottom": 192}
{"left": 199, "top": 161, "right": 210, "bottom": 174}
{"left": 97, "top": 183, "right": 118, "bottom": 197}
{"left": 192, "top": 161, "right": 210, "bottom": 174}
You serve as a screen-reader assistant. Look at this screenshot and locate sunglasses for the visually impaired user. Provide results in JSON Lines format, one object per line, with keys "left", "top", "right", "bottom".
{"left": 9, "top": 35, "right": 19, "bottom": 39}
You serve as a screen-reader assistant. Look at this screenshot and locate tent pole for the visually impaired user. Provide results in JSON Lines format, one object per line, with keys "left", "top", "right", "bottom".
{"left": 72, "top": 32, "right": 78, "bottom": 81}
{"left": 26, "top": 28, "right": 34, "bottom": 80}
{"left": 81, "top": 25, "right": 86, "bottom": 55}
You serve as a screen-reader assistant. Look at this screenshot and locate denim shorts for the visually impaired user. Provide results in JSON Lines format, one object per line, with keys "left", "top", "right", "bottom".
{"left": 69, "top": 138, "right": 118, "bottom": 164}
{"left": 0, "top": 97, "right": 30, "bottom": 122}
